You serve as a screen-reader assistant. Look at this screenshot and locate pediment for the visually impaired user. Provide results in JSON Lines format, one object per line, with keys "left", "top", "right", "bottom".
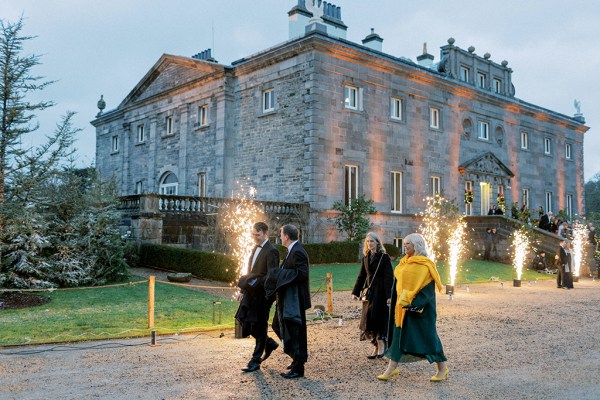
{"left": 118, "top": 54, "right": 225, "bottom": 108}
{"left": 458, "top": 152, "right": 514, "bottom": 178}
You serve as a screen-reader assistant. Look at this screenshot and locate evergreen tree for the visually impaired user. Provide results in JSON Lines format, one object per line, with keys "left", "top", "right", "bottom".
{"left": 332, "top": 195, "right": 377, "bottom": 242}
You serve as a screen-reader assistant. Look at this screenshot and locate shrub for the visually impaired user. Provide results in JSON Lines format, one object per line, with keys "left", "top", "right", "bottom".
{"left": 276, "top": 241, "right": 361, "bottom": 264}
{"left": 138, "top": 244, "right": 237, "bottom": 282}
{"left": 384, "top": 243, "right": 401, "bottom": 260}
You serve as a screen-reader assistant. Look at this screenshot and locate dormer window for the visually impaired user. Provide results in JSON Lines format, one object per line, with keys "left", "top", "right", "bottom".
{"left": 493, "top": 78, "right": 502, "bottom": 94}
{"left": 460, "top": 66, "right": 470, "bottom": 82}
{"left": 477, "top": 72, "right": 486, "bottom": 89}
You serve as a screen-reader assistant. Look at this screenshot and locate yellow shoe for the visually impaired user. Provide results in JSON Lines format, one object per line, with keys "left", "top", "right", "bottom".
{"left": 376, "top": 368, "right": 398, "bottom": 381}
{"left": 430, "top": 367, "right": 449, "bottom": 382}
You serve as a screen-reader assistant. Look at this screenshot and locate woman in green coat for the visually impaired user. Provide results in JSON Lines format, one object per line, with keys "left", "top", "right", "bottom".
{"left": 376, "top": 233, "right": 449, "bottom": 382}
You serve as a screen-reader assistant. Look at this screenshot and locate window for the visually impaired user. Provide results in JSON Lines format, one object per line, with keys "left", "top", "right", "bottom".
{"left": 429, "top": 107, "right": 440, "bottom": 129}
{"left": 198, "top": 105, "right": 208, "bottom": 127}
{"left": 159, "top": 172, "right": 178, "bottom": 195}
{"left": 478, "top": 121, "right": 489, "bottom": 140}
{"left": 566, "top": 194, "right": 573, "bottom": 218}
{"left": 521, "top": 131, "right": 529, "bottom": 149}
{"left": 344, "top": 165, "right": 358, "bottom": 205}
{"left": 393, "top": 237, "right": 403, "bottom": 250}
{"left": 344, "top": 85, "right": 358, "bottom": 110}
{"left": 477, "top": 72, "right": 486, "bottom": 88}
{"left": 493, "top": 78, "right": 502, "bottom": 94}
{"left": 390, "top": 98, "right": 403, "bottom": 121}
{"left": 544, "top": 138, "right": 551, "bottom": 155}
{"left": 262, "top": 89, "right": 275, "bottom": 112}
{"left": 522, "top": 188, "right": 530, "bottom": 208}
{"left": 166, "top": 116, "right": 173, "bottom": 135}
{"left": 465, "top": 180, "right": 473, "bottom": 216}
{"left": 545, "top": 191, "right": 553, "bottom": 213}
{"left": 460, "top": 66, "right": 470, "bottom": 82}
{"left": 565, "top": 143, "right": 572, "bottom": 160}
{"left": 135, "top": 181, "right": 144, "bottom": 195}
{"left": 137, "top": 124, "right": 145, "bottom": 143}
{"left": 111, "top": 135, "right": 119, "bottom": 152}
{"left": 198, "top": 172, "right": 206, "bottom": 197}
{"left": 430, "top": 176, "right": 441, "bottom": 196}
{"left": 391, "top": 171, "right": 403, "bottom": 213}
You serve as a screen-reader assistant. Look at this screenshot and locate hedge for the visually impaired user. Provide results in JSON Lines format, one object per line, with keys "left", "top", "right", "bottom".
{"left": 275, "top": 241, "right": 361, "bottom": 264}
{"left": 138, "top": 243, "right": 237, "bottom": 282}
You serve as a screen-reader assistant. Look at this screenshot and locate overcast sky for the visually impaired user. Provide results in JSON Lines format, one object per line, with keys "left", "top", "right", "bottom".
{"left": 4, "top": 0, "right": 599, "bottom": 179}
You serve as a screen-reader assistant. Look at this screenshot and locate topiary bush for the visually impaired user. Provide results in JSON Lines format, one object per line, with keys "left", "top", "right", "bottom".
{"left": 384, "top": 243, "right": 401, "bottom": 260}
{"left": 138, "top": 244, "right": 237, "bottom": 282}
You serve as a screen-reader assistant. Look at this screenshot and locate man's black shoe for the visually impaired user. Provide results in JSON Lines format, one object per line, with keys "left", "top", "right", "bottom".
{"left": 281, "top": 370, "right": 304, "bottom": 379}
{"left": 262, "top": 338, "right": 279, "bottom": 362}
{"left": 242, "top": 361, "right": 261, "bottom": 372}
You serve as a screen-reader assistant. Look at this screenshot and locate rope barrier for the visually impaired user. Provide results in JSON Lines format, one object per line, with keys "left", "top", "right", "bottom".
{"left": 0, "top": 280, "right": 148, "bottom": 293}
{"left": 154, "top": 279, "right": 237, "bottom": 290}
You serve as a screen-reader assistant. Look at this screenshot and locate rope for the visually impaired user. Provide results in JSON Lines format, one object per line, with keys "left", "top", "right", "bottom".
{"left": 311, "top": 276, "right": 328, "bottom": 298}
{"left": 0, "top": 280, "right": 148, "bottom": 293}
{"left": 154, "top": 279, "right": 237, "bottom": 290}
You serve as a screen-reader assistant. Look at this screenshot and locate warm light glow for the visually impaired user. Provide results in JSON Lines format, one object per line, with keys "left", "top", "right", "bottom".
{"left": 420, "top": 196, "right": 441, "bottom": 263}
{"left": 220, "top": 184, "right": 266, "bottom": 286}
{"left": 571, "top": 221, "right": 586, "bottom": 278}
{"left": 447, "top": 218, "right": 467, "bottom": 286}
{"left": 512, "top": 229, "right": 529, "bottom": 280}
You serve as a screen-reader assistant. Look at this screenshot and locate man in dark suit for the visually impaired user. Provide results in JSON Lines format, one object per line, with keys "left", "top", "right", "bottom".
{"left": 265, "top": 224, "right": 311, "bottom": 379}
{"left": 235, "top": 222, "right": 280, "bottom": 373}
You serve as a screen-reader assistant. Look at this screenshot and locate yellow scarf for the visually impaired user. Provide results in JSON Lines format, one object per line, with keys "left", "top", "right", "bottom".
{"left": 394, "top": 254, "right": 443, "bottom": 327}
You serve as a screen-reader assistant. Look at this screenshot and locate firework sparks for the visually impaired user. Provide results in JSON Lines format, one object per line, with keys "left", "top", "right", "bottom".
{"left": 420, "top": 195, "right": 444, "bottom": 263}
{"left": 571, "top": 221, "right": 587, "bottom": 278}
{"left": 447, "top": 218, "right": 467, "bottom": 286}
{"left": 512, "top": 228, "right": 529, "bottom": 280}
{"left": 220, "top": 184, "right": 266, "bottom": 284}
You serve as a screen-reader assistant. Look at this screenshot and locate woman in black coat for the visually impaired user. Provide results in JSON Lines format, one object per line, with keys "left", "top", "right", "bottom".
{"left": 352, "top": 232, "right": 394, "bottom": 359}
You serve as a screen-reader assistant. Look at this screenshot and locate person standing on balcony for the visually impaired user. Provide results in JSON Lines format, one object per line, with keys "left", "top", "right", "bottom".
{"left": 235, "top": 222, "right": 280, "bottom": 373}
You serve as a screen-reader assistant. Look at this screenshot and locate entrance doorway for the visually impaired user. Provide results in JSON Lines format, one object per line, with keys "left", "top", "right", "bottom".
{"left": 480, "top": 182, "right": 491, "bottom": 215}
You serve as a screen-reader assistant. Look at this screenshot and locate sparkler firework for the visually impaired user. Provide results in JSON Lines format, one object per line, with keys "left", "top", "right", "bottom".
{"left": 512, "top": 228, "right": 529, "bottom": 280}
{"left": 571, "top": 221, "right": 587, "bottom": 278}
{"left": 447, "top": 218, "right": 467, "bottom": 286}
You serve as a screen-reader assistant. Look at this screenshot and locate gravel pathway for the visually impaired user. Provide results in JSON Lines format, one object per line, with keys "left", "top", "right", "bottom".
{"left": 1, "top": 276, "right": 599, "bottom": 399}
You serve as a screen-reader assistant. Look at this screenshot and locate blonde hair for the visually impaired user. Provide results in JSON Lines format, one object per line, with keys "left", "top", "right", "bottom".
{"left": 362, "top": 232, "right": 387, "bottom": 257}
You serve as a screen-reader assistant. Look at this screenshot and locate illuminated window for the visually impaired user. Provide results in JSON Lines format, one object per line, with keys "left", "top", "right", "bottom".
{"left": 430, "top": 176, "right": 441, "bottom": 196}
{"left": 522, "top": 188, "right": 530, "bottom": 208}
{"left": 344, "top": 165, "right": 358, "bottom": 205}
{"left": 465, "top": 180, "right": 473, "bottom": 216}
{"left": 391, "top": 171, "right": 403, "bottom": 213}
{"left": 198, "top": 105, "right": 208, "bottom": 127}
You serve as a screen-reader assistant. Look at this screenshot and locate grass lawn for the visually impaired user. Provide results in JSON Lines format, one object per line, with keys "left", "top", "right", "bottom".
{"left": 0, "top": 277, "right": 238, "bottom": 347}
{"left": 0, "top": 260, "right": 553, "bottom": 346}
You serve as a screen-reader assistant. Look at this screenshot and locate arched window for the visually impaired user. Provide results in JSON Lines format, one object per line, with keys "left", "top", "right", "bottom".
{"left": 160, "top": 172, "right": 178, "bottom": 195}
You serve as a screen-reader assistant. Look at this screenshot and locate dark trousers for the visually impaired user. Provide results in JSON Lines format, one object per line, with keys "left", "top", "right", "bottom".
{"left": 556, "top": 264, "right": 565, "bottom": 287}
{"left": 250, "top": 301, "right": 274, "bottom": 362}
{"left": 272, "top": 310, "right": 307, "bottom": 373}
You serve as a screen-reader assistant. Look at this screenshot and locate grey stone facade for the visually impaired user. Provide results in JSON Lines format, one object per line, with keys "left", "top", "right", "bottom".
{"left": 92, "top": 3, "right": 588, "bottom": 244}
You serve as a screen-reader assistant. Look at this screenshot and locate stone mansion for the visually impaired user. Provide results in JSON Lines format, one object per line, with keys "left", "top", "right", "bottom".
{"left": 92, "top": 0, "right": 589, "bottom": 244}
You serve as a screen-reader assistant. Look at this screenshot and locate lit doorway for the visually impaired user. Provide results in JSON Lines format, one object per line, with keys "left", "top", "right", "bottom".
{"left": 480, "top": 182, "right": 491, "bottom": 215}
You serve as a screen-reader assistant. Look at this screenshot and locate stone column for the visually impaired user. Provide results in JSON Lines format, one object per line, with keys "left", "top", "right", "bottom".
{"left": 130, "top": 194, "right": 163, "bottom": 244}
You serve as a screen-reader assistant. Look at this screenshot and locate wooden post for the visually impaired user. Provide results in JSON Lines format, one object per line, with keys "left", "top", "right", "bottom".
{"left": 326, "top": 273, "right": 333, "bottom": 315}
{"left": 148, "top": 276, "right": 155, "bottom": 329}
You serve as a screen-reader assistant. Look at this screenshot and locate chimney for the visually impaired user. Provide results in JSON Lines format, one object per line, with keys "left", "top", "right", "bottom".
{"left": 191, "top": 48, "right": 218, "bottom": 63}
{"left": 362, "top": 28, "right": 383, "bottom": 52}
{"left": 417, "top": 42, "right": 434, "bottom": 68}
{"left": 288, "top": 1, "right": 347, "bottom": 40}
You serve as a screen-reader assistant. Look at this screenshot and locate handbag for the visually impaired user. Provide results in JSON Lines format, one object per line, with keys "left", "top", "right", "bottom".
{"left": 360, "top": 254, "right": 383, "bottom": 302}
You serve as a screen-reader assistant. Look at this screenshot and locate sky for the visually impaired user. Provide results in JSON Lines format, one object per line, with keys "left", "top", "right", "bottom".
{"left": 4, "top": 0, "right": 599, "bottom": 180}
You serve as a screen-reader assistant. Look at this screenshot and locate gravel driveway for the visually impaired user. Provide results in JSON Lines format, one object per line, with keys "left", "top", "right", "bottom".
{"left": 1, "top": 277, "right": 599, "bottom": 399}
